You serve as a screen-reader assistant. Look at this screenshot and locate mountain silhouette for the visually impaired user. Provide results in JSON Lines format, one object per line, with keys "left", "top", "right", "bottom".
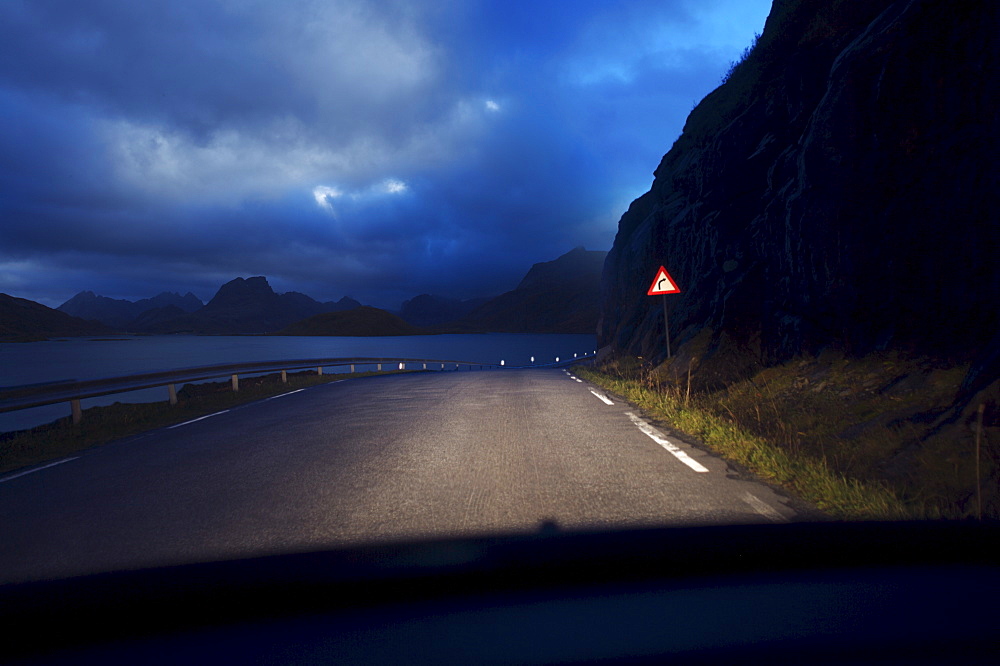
{"left": 448, "top": 247, "right": 606, "bottom": 333}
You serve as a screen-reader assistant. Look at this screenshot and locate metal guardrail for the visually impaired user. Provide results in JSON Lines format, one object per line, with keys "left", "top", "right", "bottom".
{"left": 0, "top": 352, "right": 596, "bottom": 424}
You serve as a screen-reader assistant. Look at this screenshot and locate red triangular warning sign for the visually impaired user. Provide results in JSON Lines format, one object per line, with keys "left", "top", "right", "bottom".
{"left": 647, "top": 266, "right": 681, "bottom": 295}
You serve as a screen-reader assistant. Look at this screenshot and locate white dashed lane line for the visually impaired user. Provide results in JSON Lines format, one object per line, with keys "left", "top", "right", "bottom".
{"left": 581, "top": 385, "right": 784, "bottom": 519}
{"left": 742, "top": 491, "right": 787, "bottom": 523}
{"left": 625, "top": 411, "right": 709, "bottom": 473}
{"left": 167, "top": 410, "right": 230, "bottom": 429}
{"left": 589, "top": 390, "right": 614, "bottom": 405}
{"left": 264, "top": 388, "right": 306, "bottom": 401}
{"left": 567, "top": 375, "right": 703, "bottom": 471}
{"left": 0, "top": 457, "right": 79, "bottom": 483}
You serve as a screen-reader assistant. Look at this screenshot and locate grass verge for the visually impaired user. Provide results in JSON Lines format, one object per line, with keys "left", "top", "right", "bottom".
{"left": 0, "top": 369, "right": 411, "bottom": 476}
{"left": 578, "top": 351, "right": 997, "bottom": 520}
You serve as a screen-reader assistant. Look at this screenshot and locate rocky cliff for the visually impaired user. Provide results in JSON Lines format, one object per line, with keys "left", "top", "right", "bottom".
{"left": 600, "top": 0, "right": 998, "bottom": 381}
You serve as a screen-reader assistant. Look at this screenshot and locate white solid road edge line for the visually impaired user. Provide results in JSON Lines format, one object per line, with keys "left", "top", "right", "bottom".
{"left": 625, "top": 412, "right": 709, "bottom": 473}
{"left": 742, "top": 491, "right": 787, "bottom": 523}
{"left": 589, "top": 389, "right": 614, "bottom": 405}
{"left": 0, "top": 457, "right": 79, "bottom": 483}
{"left": 264, "top": 388, "right": 306, "bottom": 401}
{"left": 168, "top": 409, "right": 230, "bottom": 429}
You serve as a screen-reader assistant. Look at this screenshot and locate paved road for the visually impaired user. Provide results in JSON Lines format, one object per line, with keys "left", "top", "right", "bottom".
{"left": 0, "top": 369, "right": 811, "bottom": 583}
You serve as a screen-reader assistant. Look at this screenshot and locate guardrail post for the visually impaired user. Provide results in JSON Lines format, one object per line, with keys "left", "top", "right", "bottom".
{"left": 423, "top": 362, "right": 427, "bottom": 370}
{"left": 281, "top": 370, "right": 287, "bottom": 383}
{"left": 71, "top": 399, "right": 82, "bottom": 424}
{"left": 377, "top": 363, "right": 382, "bottom": 372}
{"left": 168, "top": 383, "right": 177, "bottom": 405}
{"left": 231, "top": 374, "right": 239, "bottom": 392}
{"left": 317, "top": 366, "right": 323, "bottom": 376}
{"left": 350, "top": 364, "right": 355, "bottom": 373}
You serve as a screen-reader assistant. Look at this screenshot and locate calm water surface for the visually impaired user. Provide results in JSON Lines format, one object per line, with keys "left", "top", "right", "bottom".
{"left": 0, "top": 334, "right": 596, "bottom": 432}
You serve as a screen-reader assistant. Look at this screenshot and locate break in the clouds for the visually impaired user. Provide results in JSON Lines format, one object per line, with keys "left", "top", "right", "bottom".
{"left": 0, "top": 0, "right": 770, "bottom": 309}
{"left": 312, "top": 179, "right": 408, "bottom": 214}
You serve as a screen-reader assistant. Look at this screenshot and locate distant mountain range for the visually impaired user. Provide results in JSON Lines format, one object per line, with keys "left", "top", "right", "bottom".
{"left": 0, "top": 293, "right": 113, "bottom": 340}
{"left": 55, "top": 278, "right": 362, "bottom": 335}
{"left": 58, "top": 291, "right": 203, "bottom": 329}
{"left": 132, "top": 277, "right": 362, "bottom": 334}
{"left": 2, "top": 248, "right": 606, "bottom": 339}
{"left": 447, "top": 247, "right": 607, "bottom": 334}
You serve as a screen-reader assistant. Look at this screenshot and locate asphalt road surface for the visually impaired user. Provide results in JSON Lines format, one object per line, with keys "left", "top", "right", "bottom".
{"left": 0, "top": 369, "right": 814, "bottom": 583}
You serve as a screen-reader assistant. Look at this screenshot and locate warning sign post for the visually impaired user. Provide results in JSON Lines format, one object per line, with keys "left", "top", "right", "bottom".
{"left": 647, "top": 266, "right": 681, "bottom": 358}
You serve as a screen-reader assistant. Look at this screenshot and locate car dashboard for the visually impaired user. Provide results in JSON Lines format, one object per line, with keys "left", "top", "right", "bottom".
{"left": 1, "top": 522, "right": 998, "bottom": 664}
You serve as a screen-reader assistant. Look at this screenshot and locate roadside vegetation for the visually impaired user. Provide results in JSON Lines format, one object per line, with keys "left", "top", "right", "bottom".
{"left": 0, "top": 369, "right": 412, "bottom": 475}
{"left": 578, "top": 350, "right": 996, "bottom": 520}
{"left": 720, "top": 31, "right": 760, "bottom": 85}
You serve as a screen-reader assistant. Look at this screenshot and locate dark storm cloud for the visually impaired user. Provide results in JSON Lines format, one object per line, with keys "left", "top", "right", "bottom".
{"left": 0, "top": 0, "right": 770, "bottom": 308}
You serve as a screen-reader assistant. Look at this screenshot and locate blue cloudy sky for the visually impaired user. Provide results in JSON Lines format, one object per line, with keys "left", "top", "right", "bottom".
{"left": 0, "top": 0, "right": 770, "bottom": 309}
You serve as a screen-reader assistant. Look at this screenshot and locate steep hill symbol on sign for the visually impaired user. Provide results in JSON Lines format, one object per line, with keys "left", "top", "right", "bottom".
{"left": 647, "top": 266, "right": 681, "bottom": 295}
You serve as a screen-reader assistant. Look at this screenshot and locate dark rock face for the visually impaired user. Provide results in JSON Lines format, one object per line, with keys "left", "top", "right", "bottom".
{"left": 125, "top": 304, "right": 189, "bottom": 331}
{"left": 600, "top": 0, "right": 999, "bottom": 370}
{"left": 399, "top": 294, "right": 487, "bottom": 327}
{"left": 57, "top": 291, "right": 137, "bottom": 328}
{"left": 136, "top": 292, "right": 202, "bottom": 315}
{"left": 453, "top": 247, "right": 607, "bottom": 334}
{"left": 203, "top": 276, "right": 277, "bottom": 313}
{"left": 325, "top": 296, "right": 362, "bottom": 313}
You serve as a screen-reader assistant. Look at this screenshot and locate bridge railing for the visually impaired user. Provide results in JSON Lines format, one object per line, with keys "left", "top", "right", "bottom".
{"left": 0, "top": 352, "right": 596, "bottom": 424}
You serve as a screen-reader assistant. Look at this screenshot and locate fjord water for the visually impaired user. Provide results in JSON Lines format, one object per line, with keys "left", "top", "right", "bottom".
{"left": 0, "top": 334, "right": 596, "bottom": 433}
